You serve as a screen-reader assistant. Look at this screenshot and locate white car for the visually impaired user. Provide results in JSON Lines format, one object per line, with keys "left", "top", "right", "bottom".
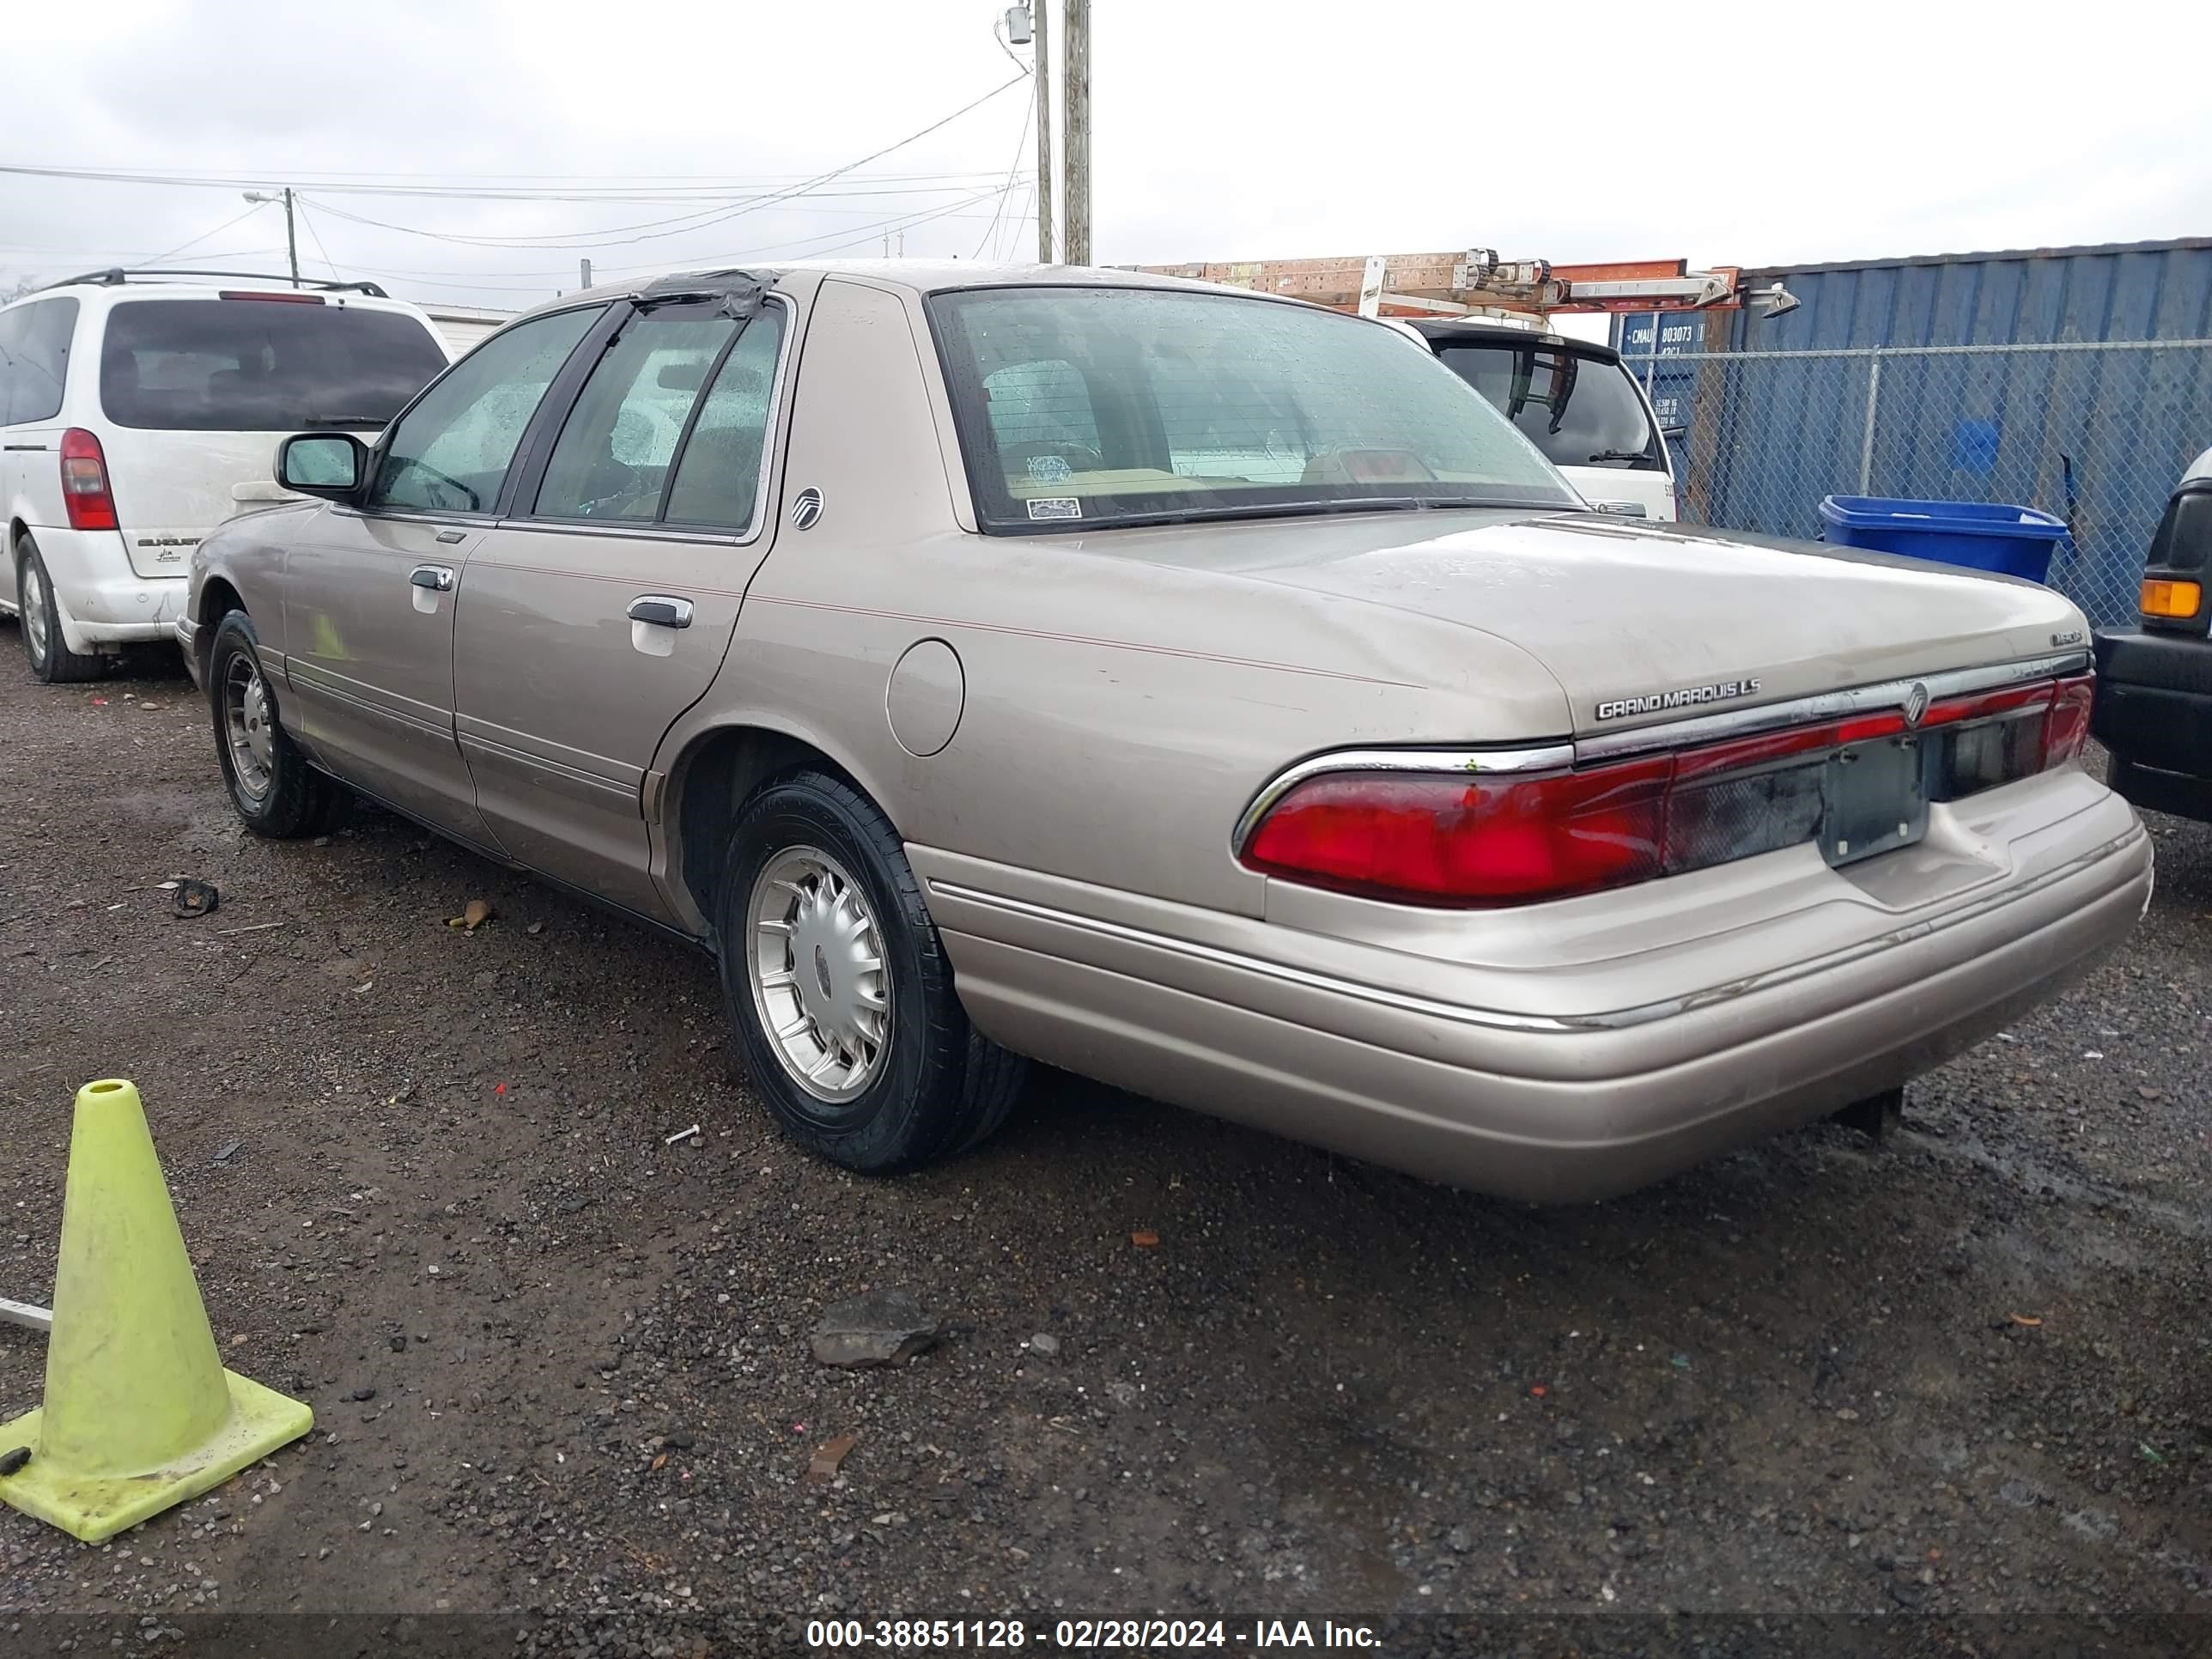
{"left": 1403, "top": 318, "right": 1680, "bottom": 520}
{"left": 1, "top": 270, "right": 452, "bottom": 681}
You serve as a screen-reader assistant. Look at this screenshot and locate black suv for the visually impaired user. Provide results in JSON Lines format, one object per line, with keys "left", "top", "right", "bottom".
{"left": 2092, "top": 454, "right": 2212, "bottom": 822}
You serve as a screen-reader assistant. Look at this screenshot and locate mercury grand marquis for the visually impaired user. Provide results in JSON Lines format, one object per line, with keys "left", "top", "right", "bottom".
{"left": 178, "top": 263, "right": 2152, "bottom": 1200}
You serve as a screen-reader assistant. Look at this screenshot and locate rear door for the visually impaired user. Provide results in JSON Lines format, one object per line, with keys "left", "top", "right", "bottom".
{"left": 451, "top": 292, "right": 793, "bottom": 920}
{"left": 93, "top": 294, "right": 450, "bottom": 577}
{"left": 281, "top": 303, "right": 608, "bottom": 842}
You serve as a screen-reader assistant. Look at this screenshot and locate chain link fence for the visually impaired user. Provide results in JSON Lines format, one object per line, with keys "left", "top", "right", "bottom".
{"left": 1619, "top": 339, "right": 2212, "bottom": 627}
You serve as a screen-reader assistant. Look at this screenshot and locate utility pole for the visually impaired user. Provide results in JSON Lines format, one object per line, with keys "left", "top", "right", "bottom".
{"left": 1061, "top": 0, "right": 1090, "bottom": 266}
{"left": 243, "top": 189, "right": 301, "bottom": 286}
{"left": 1032, "top": 0, "right": 1055, "bottom": 262}
{"left": 580, "top": 257, "right": 592, "bottom": 289}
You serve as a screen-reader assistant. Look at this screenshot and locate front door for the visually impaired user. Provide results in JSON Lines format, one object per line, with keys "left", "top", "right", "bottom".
{"left": 281, "top": 303, "right": 606, "bottom": 842}
{"left": 453, "top": 296, "right": 791, "bottom": 920}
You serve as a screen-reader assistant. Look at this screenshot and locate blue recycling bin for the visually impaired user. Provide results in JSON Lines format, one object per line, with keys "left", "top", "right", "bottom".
{"left": 1816, "top": 495, "right": 2069, "bottom": 582}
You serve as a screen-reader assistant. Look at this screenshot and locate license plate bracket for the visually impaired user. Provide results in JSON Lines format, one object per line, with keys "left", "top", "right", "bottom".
{"left": 1822, "top": 735, "right": 1927, "bottom": 867}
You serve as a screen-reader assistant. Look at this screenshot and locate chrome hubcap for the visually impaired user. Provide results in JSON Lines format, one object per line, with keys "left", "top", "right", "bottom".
{"left": 747, "top": 846, "right": 890, "bottom": 1103}
{"left": 21, "top": 560, "right": 48, "bottom": 662}
{"left": 222, "top": 653, "right": 275, "bottom": 802}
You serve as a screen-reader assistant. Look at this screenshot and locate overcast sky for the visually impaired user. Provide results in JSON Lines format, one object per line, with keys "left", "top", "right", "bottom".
{"left": 5, "top": 0, "right": 2207, "bottom": 314}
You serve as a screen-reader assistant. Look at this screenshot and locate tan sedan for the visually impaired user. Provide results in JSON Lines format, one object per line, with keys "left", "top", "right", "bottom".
{"left": 179, "top": 264, "right": 2151, "bottom": 1200}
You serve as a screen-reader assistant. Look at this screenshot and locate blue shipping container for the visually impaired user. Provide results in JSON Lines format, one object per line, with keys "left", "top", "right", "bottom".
{"left": 1613, "top": 239, "right": 2212, "bottom": 625}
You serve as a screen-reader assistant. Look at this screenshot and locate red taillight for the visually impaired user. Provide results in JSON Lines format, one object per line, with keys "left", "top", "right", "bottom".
{"left": 1243, "top": 674, "right": 2094, "bottom": 908}
{"left": 2044, "top": 673, "right": 2094, "bottom": 767}
{"left": 1919, "top": 681, "right": 2051, "bottom": 728}
{"left": 59, "top": 428, "right": 117, "bottom": 531}
{"left": 218, "top": 289, "right": 325, "bottom": 303}
{"left": 1671, "top": 709, "right": 1905, "bottom": 782}
{"left": 1243, "top": 761, "right": 1668, "bottom": 905}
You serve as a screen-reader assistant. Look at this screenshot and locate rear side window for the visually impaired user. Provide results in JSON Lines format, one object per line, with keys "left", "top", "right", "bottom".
{"left": 533, "top": 313, "right": 738, "bottom": 521}
{"left": 369, "top": 306, "right": 603, "bottom": 515}
{"left": 99, "top": 298, "right": 448, "bottom": 432}
{"left": 663, "top": 308, "right": 786, "bottom": 528}
{"left": 1431, "top": 342, "right": 1663, "bottom": 471}
{"left": 529, "top": 303, "right": 787, "bottom": 529}
{"left": 0, "top": 298, "right": 78, "bottom": 425}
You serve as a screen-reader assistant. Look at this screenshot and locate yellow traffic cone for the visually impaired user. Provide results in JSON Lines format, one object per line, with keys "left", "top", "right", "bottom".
{"left": 0, "top": 1079, "right": 313, "bottom": 1542}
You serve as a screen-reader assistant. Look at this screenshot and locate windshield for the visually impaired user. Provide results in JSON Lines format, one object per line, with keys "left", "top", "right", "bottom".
{"left": 928, "top": 287, "right": 1581, "bottom": 532}
{"left": 1431, "top": 340, "right": 1662, "bottom": 471}
{"left": 100, "top": 299, "right": 449, "bottom": 432}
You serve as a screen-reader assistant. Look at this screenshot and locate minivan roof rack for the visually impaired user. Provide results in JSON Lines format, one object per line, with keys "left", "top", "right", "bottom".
{"left": 35, "top": 269, "right": 391, "bottom": 299}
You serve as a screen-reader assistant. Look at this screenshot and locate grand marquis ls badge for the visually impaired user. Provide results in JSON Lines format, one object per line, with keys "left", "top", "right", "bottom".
{"left": 1595, "top": 677, "right": 1762, "bottom": 721}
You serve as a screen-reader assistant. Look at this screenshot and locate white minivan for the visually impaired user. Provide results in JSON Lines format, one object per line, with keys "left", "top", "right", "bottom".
{"left": 1, "top": 271, "right": 452, "bottom": 680}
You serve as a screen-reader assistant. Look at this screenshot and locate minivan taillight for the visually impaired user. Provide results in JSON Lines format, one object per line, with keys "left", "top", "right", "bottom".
{"left": 1242, "top": 676, "right": 2095, "bottom": 907}
{"left": 59, "top": 428, "right": 118, "bottom": 531}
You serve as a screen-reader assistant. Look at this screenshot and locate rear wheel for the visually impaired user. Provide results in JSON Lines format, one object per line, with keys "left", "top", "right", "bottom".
{"left": 714, "top": 769, "right": 1027, "bottom": 1172}
{"left": 15, "top": 535, "right": 105, "bottom": 684}
{"left": 207, "top": 609, "right": 342, "bottom": 837}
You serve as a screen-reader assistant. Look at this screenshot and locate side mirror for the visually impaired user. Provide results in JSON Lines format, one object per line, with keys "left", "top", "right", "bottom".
{"left": 276, "top": 432, "right": 368, "bottom": 500}
{"left": 1660, "top": 424, "right": 1687, "bottom": 442}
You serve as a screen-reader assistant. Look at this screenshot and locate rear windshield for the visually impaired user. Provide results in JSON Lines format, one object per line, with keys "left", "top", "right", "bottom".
{"left": 928, "top": 287, "right": 1579, "bottom": 532}
{"left": 1430, "top": 341, "right": 1663, "bottom": 471}
{"left": 99, "top": 298, "right": 448, "bottom": 432}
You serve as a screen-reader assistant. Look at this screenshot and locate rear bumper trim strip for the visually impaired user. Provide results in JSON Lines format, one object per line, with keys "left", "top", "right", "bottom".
{"left": 931, "top": 814, "right": 2145, "bottom": 1036}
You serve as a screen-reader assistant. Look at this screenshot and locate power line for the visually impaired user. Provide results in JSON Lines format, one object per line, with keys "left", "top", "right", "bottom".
{"left": 294, "top": 199, "right": 343, "bottom": 283}
{"left": 306, "top": 179, "right": 1020, "bottom": 302}
{"left": 298, "top": 210, "right": 1024, "bottom": 283}
{"left": 972, "top": 88, "right": 1036, "bottom": 259}
{"left": 292, "top": 71, "right": 1029, "bottom": 252}
{"left": 771, "top": 182, "right": 1018, "bottom": 262}
{"left": 0, "top": 162, "right": 1012, "bottom": 202}
{"left": 136, "top": 201, "right": 270, "bottom": 268}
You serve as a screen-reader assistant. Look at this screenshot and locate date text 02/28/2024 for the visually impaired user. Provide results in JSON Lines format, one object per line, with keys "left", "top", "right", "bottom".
{"left": 805, "top": 1619, "right": 1383, "bottom": 1649}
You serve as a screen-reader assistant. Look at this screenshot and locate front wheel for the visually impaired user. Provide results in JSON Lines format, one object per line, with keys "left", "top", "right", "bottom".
{"left": 207, "top": 609, "right": 343, "bottom": 837}
{"left": 714, "top": 770, "right": 1026, "bottom": 1172}
{"left": 15, "top": 535, "right": 105, "bottom": 684}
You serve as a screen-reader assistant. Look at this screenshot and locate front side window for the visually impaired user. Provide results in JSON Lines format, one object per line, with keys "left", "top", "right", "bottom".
{"left": 369, "top": 306, "right": 603, "bottom": 514}
{"left": 533, "top": 313, "right": 737, "bottom": 521}
{"left": 929, "top": 287, "right": 1578, "bottom": 533}
{"left": 1431, "top": 341, "right": 1663, "bottom": 471}
{"left": 2, "top": 299, "right": 78, "bottom": 425}
{"left": 99, "top": 298, "right": 447, "bottom": 433}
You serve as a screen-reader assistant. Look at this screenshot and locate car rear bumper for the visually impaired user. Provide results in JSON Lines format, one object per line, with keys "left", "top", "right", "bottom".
{"left": 2094, "top": 628, "right": 2212, "bottom": 817}
{"left": 918, "top": 785, "right": 2152, "bottom": 1202}
{"left": 26, "top": 526, "right": 187, "bottom": 650}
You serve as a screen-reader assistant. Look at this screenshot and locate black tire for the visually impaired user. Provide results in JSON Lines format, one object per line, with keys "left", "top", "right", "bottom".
{"left": 15, "top": 535, "right": 106, "bottom": 684}
{"left": 206, "top": 609, "right": 343, "bottom": 838}
{"left": 714, "top": 769, "right": 1027, "bottom": 1172}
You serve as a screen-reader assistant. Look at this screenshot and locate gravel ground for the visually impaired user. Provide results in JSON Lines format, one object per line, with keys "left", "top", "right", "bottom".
{"left": 0, "top": 631, "right": 2206, "bottom": 1656}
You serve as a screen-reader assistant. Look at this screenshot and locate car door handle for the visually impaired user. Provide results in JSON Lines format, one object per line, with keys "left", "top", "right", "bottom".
{"left": 410, "top": 565, "right": 456, "bottom": 591}
{"left": 628, "top": 596, "right": 693, "bottom": 629}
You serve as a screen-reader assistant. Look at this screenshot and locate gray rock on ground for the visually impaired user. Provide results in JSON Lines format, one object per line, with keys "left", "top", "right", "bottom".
{"left": 811, "top": 1290, "right": 943, "bottom": 1369}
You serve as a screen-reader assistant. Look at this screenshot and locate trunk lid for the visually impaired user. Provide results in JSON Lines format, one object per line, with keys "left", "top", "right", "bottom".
{"left": 1109, "top": 509, "right": 2087, "bottom": 733}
